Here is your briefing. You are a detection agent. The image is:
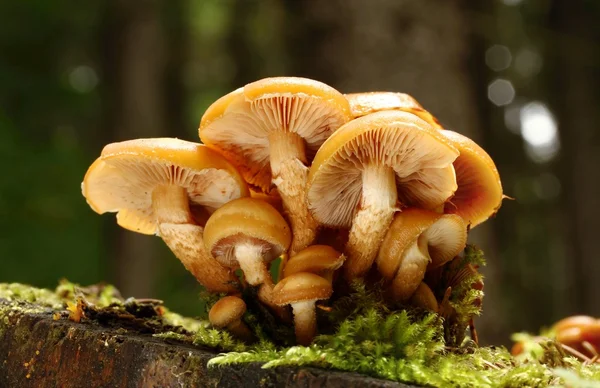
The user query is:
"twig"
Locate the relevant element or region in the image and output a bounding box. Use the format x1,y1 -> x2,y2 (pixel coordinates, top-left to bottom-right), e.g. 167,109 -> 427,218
560,343 -> 593,363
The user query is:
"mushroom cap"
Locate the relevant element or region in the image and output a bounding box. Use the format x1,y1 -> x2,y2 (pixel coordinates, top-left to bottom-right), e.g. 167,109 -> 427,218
282,245 -> 345,278
376,208 -> 467,280
553,315 -> 598,334
208,295 -> 247,328
307,110 -> 459,227
440,130 -> 503,228
199,77 -> 352,192
271,272 -> 333,305
82,138 -> 249,235
203,197 -> 291,267
345,92 -> 443,129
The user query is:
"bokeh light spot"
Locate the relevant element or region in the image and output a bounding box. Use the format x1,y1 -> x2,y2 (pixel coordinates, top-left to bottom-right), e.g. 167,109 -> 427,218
485,45 -> 512,71
488,79 -> 515,106
520,101 -> 560,163
515,48 -> 542,77
68,66 -> 98,94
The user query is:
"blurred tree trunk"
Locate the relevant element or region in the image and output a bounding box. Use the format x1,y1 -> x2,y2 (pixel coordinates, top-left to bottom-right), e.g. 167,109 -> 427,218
548,0 -> 600,316
99,0 -> 169,298
284,0 -> 503,344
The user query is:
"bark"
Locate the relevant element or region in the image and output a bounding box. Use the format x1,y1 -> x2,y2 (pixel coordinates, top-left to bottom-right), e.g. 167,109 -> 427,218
0,298 -> 413,388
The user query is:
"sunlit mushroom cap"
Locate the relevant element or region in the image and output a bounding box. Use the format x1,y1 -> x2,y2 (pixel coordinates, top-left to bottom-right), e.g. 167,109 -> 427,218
203,197 -> 291,267
345,92 -> 443,129
553,316 -> 598,334
271,272 -> 333,305
377,208 -> 467,280
82,138 -> 249,235
199,77 -> 352,192
440,130 -> 503,228
307,110 -> 459,227
208,296 -> 247,328
282,245 -> 345,279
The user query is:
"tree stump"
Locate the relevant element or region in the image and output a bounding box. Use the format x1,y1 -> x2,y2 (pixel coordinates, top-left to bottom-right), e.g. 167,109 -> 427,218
0,298 -> 414,388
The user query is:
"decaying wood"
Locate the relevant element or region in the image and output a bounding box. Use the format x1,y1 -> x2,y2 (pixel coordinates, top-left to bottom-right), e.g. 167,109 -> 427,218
0,298 -> 413,388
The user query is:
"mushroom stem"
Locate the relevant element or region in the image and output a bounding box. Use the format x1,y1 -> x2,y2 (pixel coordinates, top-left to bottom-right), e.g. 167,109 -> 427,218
391,236 -> 431,302
344,164 -> 397,280
290,300 -> 317,346
152,185 -> 239,293
235,243 -> 272,286
269,131 -> 318,255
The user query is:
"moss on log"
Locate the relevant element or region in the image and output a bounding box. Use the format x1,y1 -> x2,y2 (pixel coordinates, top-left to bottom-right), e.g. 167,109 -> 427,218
0,298 -> 411,388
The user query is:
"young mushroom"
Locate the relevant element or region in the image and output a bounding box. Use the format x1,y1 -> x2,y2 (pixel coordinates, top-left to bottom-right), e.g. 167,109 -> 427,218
82,138 -> 248,293
203,197 -> 290,286
282,245 -> 345,283
307,110 -> 459,280
203,197 -> 291,319
440,130 -> 504,228
272,272 -> 333,346
376,208 -> 467,302
199,77 -> 352,255
345,91 -> 443,128
553,315 -> 600,358
209,296 -> 253,342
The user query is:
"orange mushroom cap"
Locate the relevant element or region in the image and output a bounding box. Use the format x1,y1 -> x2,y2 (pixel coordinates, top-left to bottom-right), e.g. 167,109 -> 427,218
440,130 -> 503,228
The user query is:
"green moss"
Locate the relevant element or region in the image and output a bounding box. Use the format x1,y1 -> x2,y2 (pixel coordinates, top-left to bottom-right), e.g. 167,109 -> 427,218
2,259 -> 600,388
0,282 -> 63,309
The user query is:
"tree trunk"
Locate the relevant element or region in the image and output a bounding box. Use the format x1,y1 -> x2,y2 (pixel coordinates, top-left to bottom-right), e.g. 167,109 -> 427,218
99,0 -> 169,298
548,0 -> 600,316
0,298 -> 412,388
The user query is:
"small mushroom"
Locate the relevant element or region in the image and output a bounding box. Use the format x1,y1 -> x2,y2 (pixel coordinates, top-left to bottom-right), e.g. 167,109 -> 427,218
307,110 -> 459,280
203,197 -> 291,320
282,245 -> 345,283
440,130 -> 503,228
272,272 -> 333,346
200,77 -> 352,255
203,197 -> 291,287
209,296 -> 253,342
409,282 -> 439,312
553,315 -> 600,358
82,138 -> 248,293
345,91 -> 443,128
376,208 -> 467,302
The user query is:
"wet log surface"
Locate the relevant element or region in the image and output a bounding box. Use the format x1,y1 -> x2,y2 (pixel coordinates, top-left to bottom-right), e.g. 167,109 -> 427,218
0,298 -> 416,388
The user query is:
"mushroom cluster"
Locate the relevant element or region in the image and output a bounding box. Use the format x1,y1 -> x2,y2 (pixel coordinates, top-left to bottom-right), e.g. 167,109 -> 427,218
81,78 -> 503,346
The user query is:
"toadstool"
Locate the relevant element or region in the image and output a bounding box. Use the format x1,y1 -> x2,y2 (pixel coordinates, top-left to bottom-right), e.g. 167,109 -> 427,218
203,197 -> 291,287
282,245 -> 345,283
376,208 -> 467,302
203,197 -> 291,319
209,295 -> 253,342
272,272 -> 333,345
82,138 -> 248,293
440,130 -> 503,228
345,92 -> 443,129
199,77 -> 352,255
307,110 -> 459,280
